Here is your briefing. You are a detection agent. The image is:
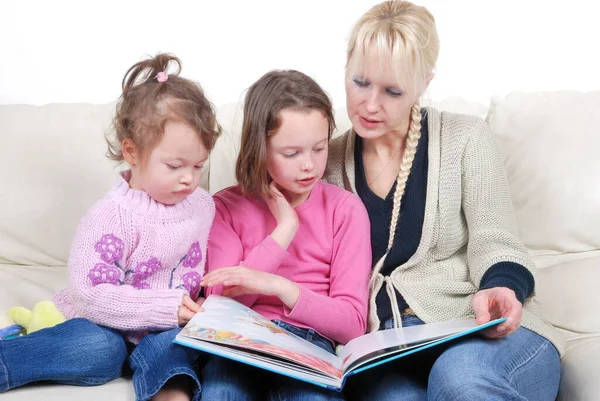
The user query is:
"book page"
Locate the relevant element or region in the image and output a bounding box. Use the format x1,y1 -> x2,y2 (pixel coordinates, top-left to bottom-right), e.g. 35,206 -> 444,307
338,317 -> 499,372
179,295 -> 343,378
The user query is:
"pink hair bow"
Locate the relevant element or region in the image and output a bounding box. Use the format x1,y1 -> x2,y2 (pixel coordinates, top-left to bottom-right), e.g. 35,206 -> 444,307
156,72 -> 168,83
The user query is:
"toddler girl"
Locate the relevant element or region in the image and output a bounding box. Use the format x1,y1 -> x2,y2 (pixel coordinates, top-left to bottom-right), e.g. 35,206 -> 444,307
0,53 -> 220,401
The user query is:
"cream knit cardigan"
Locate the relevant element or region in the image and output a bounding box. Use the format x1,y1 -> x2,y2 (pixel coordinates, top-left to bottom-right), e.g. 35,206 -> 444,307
324,108 -> 564,356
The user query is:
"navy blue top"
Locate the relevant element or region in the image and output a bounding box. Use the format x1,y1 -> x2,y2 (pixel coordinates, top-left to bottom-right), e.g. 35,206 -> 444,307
354,110 -> 534,324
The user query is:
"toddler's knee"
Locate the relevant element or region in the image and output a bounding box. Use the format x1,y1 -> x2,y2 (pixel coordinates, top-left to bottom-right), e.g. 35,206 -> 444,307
70,320 -> 127,380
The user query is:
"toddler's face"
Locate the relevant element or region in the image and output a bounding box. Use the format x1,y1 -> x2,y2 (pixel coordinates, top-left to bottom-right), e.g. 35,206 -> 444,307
131,122 -> 208,205
266,108 -> 329,207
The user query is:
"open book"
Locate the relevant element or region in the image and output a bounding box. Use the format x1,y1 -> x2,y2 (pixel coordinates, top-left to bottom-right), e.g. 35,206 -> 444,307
174,295 -> 506,390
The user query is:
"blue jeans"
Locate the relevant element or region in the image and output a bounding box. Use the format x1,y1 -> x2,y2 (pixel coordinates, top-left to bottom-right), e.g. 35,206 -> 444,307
344,315 -> 561,401
0,318 -> 203,401
200,320 -> 345,401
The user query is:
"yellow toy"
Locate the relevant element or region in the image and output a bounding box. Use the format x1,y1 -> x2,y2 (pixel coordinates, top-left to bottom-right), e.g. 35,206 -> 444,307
7,301 -> 66,335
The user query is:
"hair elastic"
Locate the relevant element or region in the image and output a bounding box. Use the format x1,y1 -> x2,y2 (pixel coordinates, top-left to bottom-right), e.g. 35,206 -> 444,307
156,72 -> 168,83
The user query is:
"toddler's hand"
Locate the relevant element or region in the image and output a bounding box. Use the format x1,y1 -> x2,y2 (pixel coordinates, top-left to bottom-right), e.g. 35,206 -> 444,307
177,294 -> 204,327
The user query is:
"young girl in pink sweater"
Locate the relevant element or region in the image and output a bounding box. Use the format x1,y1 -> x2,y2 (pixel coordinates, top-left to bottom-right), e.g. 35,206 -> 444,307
200,70 -> 372,400
0,54 -> 220,401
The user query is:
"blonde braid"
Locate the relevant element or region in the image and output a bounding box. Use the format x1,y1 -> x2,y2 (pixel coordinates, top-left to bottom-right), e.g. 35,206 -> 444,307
386,102 -> 422,251
369,102 -> 422,279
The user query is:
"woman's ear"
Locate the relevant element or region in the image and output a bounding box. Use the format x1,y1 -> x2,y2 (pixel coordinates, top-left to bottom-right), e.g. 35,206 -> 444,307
425,72 -> 435,90
122,139 -> 139,166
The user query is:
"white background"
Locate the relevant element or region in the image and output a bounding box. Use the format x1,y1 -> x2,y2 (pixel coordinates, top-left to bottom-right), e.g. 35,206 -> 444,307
2,0 -> 599,108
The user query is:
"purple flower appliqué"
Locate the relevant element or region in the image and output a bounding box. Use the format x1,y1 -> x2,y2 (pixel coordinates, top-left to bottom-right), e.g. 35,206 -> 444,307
94,234 -> 125,264
182,271 -> 201,296
132,281 -> 151,290
133,257 -> 162,282
89,263 -> 121,286
183,242 -> 202,268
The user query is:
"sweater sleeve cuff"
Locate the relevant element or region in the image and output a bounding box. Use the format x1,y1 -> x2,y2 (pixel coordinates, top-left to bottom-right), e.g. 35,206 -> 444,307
146,290 -> 186,329
284,285 -> 312,321
479,262 -> 535,304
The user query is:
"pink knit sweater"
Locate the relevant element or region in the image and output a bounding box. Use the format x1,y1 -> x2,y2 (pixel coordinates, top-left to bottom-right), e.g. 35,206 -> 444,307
206,182 -> 372,344
53,170 -> 214,343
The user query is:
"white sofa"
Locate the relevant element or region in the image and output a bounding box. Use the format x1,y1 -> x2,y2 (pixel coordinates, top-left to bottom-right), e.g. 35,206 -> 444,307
1,91 -> 599,400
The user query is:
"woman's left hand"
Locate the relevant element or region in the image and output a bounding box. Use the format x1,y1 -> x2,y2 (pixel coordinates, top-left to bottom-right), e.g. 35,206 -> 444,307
201,266 -> 300,309
472,287 -> 523,339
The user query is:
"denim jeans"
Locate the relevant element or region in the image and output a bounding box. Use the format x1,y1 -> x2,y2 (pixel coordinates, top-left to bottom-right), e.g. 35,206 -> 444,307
344,314 -> 561,401
0,318 -> 203,401
200,320 -> 345,401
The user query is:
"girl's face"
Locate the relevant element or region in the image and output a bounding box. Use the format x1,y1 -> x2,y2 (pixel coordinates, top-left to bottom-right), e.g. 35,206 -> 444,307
345,53 -> 418,141
266,109 -> 329,206
126,121 -> 208,205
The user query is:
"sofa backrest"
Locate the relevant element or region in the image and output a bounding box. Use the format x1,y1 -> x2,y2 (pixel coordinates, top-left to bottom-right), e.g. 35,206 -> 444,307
2,92 -> 597,275
487,91 -> 600,334
487,91 -> 600,265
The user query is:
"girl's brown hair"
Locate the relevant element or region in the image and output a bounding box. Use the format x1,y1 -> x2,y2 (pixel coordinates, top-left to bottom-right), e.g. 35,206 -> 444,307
236,70 -> 335,197
107,53 -> 221,162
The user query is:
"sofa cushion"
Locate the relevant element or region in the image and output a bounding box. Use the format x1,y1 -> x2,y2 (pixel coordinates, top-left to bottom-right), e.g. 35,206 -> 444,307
0,378 -> 134,401
0,104 -> 115,265
0,265 -> 67,310
535,256 -> 600,334
487,91 -> 600,257
558,336 -> 600,401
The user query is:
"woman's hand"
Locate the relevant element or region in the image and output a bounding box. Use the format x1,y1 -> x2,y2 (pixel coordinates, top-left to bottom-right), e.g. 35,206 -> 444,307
472,287 -> 523,339
202,266 -> 300,309
177,294 -> 204,327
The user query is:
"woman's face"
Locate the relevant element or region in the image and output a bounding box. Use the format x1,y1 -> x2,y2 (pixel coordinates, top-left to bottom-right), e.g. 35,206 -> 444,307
345,53 -> 418,140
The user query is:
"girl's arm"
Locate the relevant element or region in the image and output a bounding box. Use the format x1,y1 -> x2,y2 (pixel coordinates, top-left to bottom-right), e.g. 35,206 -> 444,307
67,201 -> 186,332
282,194 -> 372,344
205,195 -> 290,306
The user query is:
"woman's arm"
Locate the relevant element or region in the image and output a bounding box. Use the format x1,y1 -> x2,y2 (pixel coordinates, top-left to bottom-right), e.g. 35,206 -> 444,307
461,118 -> 535,337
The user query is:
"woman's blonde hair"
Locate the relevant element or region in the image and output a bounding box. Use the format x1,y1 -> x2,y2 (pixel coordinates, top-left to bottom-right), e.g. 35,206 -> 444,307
347,1 -> 440,287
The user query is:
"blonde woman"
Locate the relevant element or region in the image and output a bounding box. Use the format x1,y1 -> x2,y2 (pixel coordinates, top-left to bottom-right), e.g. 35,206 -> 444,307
324,1 -> 563,400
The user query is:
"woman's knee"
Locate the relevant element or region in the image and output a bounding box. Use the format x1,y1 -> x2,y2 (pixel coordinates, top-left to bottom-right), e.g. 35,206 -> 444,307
428,330 -> 561,401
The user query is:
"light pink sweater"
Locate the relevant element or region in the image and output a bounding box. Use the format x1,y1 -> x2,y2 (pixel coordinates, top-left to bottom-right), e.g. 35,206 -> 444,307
206,181 -> 372,344
54,171 -> 214,343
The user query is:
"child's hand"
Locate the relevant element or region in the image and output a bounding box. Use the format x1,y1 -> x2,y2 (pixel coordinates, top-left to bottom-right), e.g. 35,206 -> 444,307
265,181 -> 298,249
202,267 -> 300,310
195,297 -> 206,308
265,181 -> 298,229
178,294 -> 204,327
